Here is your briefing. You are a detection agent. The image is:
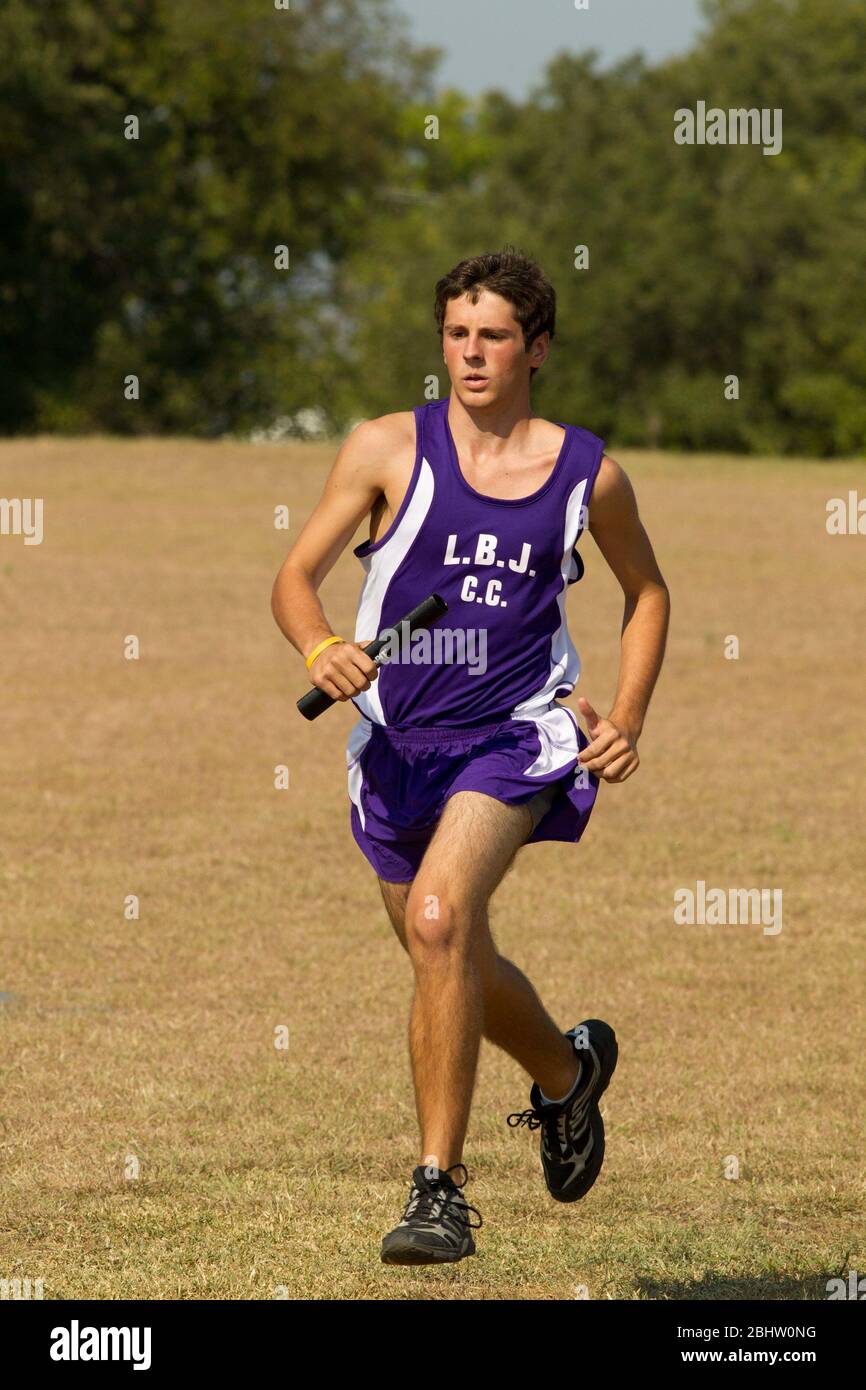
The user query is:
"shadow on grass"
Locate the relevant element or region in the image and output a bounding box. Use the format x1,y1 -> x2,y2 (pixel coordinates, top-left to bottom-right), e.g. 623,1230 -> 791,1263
636,1271 -> 832,1300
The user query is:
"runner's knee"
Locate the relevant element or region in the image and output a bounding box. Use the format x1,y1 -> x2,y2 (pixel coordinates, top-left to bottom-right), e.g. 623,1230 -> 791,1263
405,887 -> 467,954
405,882 -> 492,960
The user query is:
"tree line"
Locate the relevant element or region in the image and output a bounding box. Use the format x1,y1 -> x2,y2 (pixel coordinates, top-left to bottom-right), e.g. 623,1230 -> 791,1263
0,0 -> 863,455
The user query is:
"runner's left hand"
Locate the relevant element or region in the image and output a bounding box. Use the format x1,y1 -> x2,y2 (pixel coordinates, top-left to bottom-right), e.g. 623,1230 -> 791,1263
576,696 -> 640,783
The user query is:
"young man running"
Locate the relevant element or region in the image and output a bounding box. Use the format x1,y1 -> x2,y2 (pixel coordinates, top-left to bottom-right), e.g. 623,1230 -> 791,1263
271,248 -> 670,1266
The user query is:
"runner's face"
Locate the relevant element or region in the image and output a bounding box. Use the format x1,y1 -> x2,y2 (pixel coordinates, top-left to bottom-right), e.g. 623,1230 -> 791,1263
442,290 -> 544,402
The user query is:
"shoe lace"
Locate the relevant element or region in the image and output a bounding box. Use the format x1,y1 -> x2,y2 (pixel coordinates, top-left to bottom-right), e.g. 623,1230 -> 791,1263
404,1162 -> 484,1230
507,1103 -> 572,1156
507,1106 -> 544,1131
507,1056 -> 593,1153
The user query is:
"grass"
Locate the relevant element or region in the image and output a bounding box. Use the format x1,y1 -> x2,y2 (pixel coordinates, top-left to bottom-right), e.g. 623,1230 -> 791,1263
1,436 -> 864,1299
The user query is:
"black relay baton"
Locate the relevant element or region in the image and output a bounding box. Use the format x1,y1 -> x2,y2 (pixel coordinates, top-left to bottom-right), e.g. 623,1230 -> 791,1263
296,593 -> 448,721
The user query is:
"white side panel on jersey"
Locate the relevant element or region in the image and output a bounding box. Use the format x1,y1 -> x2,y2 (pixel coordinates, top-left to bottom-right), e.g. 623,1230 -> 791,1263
351,457 -> 435,726
511,478 -> 589,720
346,714 -> 374,830
514,704 -> 582,778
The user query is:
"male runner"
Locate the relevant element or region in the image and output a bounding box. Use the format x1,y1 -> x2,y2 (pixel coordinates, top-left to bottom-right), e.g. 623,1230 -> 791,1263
271,248 -> 670,1266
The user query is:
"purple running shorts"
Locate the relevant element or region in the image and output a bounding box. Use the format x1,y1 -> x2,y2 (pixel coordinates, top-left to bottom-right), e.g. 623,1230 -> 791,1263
346,703 -> 599,883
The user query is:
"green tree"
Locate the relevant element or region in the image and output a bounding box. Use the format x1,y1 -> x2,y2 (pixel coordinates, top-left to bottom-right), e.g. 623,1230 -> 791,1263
337,0 -> 866,456
0,0 -> 431,433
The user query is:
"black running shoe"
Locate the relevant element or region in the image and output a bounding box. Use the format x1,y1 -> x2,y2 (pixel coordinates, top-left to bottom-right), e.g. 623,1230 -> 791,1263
507,1019 -> 618,1203
380,1162 -> 483,1265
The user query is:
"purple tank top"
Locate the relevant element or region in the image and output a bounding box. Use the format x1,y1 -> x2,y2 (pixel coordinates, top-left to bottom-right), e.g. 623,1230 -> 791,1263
351,396 -> 605,729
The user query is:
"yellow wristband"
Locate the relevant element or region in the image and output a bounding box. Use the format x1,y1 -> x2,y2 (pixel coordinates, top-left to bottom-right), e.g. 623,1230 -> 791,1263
305,635 -> 345,671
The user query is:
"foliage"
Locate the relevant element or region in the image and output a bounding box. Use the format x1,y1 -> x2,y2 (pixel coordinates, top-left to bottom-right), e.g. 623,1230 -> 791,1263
1,0 -> 863,453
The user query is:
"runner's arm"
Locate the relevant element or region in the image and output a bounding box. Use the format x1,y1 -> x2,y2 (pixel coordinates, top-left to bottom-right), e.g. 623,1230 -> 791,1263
270,419 -> 394,701
586,454 -> 670,743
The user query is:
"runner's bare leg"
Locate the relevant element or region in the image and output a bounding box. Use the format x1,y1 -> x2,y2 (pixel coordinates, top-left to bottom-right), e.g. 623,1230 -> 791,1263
390,790 -> 579,1171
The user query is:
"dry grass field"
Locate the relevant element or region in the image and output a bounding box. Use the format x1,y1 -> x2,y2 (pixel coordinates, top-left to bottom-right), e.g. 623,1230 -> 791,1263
1,435 -> 864,1300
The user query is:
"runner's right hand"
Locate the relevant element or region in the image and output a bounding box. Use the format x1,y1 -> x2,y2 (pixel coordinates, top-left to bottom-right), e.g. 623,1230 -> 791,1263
308,639 -> 379,702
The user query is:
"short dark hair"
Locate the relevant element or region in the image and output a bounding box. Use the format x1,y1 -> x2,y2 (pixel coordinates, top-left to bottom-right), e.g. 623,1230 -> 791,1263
433,246 -> 556,379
